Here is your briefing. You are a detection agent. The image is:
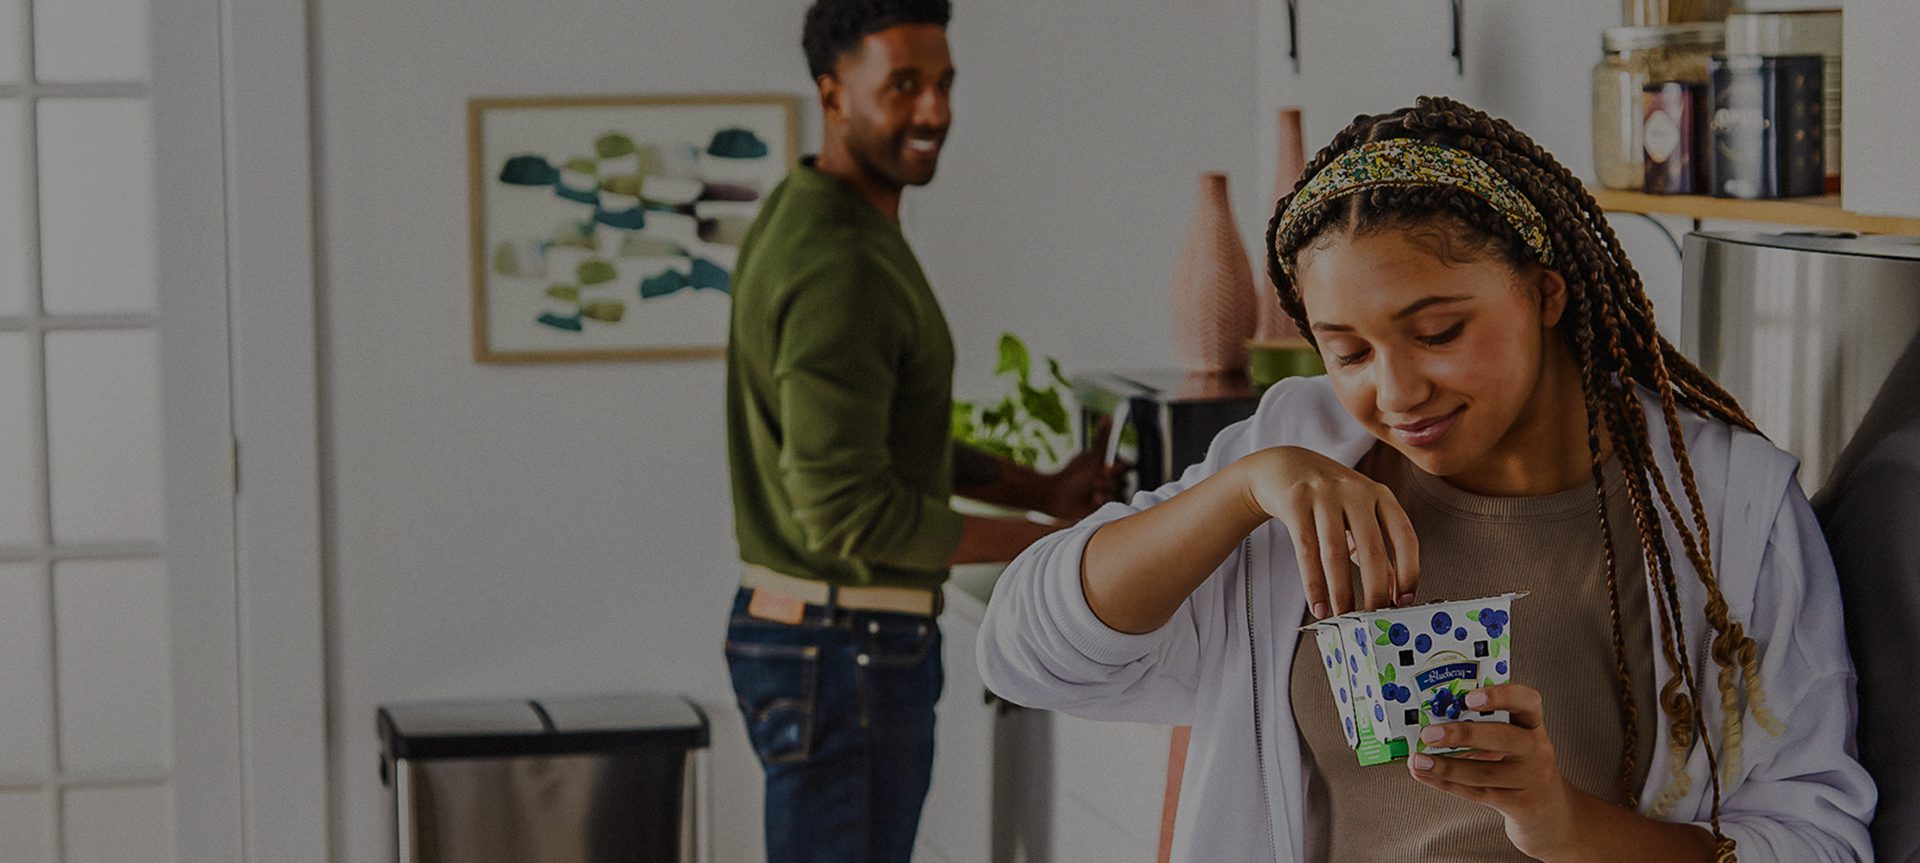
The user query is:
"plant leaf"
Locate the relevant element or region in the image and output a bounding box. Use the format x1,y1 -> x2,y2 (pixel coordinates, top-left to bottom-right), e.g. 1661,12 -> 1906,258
1022,386 -> 1069,435
951,402 -> 976,440
1048,356 -> 1072,390
995,332 -> 1031,382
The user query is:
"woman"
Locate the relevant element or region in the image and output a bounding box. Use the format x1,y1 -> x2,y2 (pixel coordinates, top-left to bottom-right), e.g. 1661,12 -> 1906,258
977,97 -> 1873,862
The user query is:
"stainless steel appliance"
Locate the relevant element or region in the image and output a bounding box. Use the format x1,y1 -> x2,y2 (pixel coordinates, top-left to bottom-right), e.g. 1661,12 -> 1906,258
1682,230 -> 1920,491
378,693 -> 710,863
1072,371 -> 1262,494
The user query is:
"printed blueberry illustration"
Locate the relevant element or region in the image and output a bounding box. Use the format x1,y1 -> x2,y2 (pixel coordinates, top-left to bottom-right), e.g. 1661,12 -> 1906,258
1415,634 -> 1432,653
1431,611 -> 1451,634
1389,623 -> 1409,646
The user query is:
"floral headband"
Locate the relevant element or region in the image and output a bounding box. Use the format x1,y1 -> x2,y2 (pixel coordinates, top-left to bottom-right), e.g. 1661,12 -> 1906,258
1275,139 -> 1554,279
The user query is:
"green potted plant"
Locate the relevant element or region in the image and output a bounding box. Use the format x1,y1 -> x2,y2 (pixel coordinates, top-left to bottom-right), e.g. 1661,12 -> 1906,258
952,333 -> 1076,469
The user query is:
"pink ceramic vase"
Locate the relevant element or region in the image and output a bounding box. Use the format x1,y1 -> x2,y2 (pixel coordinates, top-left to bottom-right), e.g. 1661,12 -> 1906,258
1255,108 -> 1307,341
1171,172 -> 1256,378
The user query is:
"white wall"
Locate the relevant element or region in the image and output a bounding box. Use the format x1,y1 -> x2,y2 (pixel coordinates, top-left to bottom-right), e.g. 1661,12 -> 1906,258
1254,0 -> 1692,335
312,2 -> 1256,862
913,0 -> 1259,396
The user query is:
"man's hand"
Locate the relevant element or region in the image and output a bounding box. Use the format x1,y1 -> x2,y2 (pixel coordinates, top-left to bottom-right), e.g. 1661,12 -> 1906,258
1041,419 -> 1128,521
1043,449 -> 1126,521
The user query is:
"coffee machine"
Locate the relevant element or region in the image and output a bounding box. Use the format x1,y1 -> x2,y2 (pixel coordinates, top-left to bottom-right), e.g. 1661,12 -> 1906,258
1072,371 -> 1263,495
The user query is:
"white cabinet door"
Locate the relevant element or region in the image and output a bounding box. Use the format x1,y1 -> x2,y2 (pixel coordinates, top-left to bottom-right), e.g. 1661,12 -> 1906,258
916,590 -> 998,863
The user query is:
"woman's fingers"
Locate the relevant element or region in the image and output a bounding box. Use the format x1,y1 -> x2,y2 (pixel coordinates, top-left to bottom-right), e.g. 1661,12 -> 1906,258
1420,718 -> 1537,758
1345,501 -> 1396,610
1464,684 -> 1545,730
1314,499 -> 1353,614
1287,496 -> 1331,619
1377,493 -> 1421,604
1410,753 -> 1529,789
1254,447 -> 1421,620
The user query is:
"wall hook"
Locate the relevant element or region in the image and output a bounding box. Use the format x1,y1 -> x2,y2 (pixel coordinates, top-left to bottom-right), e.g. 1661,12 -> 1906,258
1287,0 -> 1301,74
1449,0 -> 1465,75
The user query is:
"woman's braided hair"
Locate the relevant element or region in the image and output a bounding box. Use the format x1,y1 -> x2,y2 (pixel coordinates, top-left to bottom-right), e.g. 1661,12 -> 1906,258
1266,97 -> 1778,861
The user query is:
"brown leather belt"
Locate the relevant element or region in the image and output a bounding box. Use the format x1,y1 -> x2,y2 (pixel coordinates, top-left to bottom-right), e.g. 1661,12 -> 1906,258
741,564 -> 942,618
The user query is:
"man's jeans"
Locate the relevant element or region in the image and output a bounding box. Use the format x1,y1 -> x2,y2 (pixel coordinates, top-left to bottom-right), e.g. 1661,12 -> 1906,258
724,588 -> 944,863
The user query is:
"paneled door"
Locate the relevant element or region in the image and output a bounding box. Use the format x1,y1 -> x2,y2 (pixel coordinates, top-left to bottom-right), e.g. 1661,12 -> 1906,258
1,0 -> 180,860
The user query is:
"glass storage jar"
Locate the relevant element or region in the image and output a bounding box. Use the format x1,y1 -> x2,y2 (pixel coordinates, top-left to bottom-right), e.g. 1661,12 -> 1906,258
1592,23 -> 1723,191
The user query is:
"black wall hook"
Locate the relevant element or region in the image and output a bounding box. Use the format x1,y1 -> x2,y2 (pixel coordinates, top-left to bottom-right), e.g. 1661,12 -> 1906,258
1449,0 -> 1465,75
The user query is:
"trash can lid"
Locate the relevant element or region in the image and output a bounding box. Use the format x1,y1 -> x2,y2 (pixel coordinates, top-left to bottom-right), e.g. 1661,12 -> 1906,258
379,693 -> 709,761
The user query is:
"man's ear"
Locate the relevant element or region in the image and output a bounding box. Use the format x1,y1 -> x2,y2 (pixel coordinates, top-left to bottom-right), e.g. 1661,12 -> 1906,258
817,73 -> 843,124
1535,267 -> 1569,328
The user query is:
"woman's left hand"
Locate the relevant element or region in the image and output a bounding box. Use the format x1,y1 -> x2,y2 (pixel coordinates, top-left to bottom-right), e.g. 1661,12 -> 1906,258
1407,683 -> 1581,859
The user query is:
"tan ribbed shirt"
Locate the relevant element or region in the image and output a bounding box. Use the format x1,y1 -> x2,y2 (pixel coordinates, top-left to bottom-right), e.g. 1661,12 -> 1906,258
1289,445 -> 1656,861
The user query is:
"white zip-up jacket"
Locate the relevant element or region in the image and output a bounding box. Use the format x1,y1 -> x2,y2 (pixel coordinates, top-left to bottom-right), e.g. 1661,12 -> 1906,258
978,376 -> 1876,862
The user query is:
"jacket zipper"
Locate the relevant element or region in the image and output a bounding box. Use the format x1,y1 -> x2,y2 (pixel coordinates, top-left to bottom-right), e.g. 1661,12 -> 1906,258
1244,534 -> 1283,863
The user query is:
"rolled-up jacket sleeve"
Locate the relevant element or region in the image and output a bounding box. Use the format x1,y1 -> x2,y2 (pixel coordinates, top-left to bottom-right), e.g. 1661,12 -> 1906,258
772,264 -> 962,571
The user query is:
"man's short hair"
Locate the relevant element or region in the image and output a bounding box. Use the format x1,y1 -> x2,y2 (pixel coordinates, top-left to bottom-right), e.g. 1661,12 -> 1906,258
802,0 -> 952,80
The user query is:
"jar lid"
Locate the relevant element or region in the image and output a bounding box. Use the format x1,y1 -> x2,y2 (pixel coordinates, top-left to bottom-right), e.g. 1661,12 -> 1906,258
1603,23 -> 1726,53
1725,11 -> 1841,58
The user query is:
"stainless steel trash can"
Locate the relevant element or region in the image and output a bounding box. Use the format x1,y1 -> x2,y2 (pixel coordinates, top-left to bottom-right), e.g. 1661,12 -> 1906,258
378,693 -> 710,863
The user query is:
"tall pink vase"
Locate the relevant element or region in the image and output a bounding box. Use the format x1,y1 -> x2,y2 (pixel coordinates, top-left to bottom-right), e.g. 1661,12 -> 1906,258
1171,172 -> 1256,378
1255,108 -> 1308,341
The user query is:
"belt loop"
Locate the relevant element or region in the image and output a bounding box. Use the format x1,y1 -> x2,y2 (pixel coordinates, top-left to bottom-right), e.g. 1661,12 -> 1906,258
824,583 -> 841,618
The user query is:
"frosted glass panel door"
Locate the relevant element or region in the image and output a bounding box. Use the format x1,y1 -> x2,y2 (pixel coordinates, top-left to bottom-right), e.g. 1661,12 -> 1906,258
0,2 -> 174,862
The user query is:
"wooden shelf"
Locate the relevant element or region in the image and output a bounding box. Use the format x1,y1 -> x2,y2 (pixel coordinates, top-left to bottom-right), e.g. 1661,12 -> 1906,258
1590,189 -> 1920,236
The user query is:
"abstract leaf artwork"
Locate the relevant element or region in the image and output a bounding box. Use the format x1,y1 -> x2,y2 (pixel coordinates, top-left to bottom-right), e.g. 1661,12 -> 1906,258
469,95 -> 798,362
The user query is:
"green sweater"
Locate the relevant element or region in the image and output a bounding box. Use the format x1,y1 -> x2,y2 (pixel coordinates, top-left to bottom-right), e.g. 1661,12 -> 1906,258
726,160 -> 962,589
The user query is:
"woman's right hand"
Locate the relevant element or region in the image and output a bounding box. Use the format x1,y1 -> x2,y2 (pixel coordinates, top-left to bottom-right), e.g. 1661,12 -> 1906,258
1236,446 -> 1420,619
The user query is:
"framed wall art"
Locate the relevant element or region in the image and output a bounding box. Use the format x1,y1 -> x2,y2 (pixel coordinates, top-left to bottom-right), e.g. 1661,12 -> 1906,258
469,93 -> 799,363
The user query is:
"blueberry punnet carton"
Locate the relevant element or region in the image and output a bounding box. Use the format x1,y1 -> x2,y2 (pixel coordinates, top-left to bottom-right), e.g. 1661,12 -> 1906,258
1302,592 -> 1527,765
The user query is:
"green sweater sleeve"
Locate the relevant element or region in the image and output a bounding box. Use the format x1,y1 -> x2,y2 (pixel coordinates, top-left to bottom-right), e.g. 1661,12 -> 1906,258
771,262 -> 964,571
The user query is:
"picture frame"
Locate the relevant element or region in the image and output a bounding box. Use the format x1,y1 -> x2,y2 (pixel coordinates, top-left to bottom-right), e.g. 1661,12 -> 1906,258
468,93 -> 800,363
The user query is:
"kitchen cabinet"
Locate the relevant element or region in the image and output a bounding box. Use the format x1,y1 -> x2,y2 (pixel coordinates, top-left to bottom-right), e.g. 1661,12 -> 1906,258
916,566 -> 1002,863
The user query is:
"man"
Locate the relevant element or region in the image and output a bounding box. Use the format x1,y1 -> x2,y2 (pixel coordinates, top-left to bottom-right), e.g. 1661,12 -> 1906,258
723,2 -> 1122,861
